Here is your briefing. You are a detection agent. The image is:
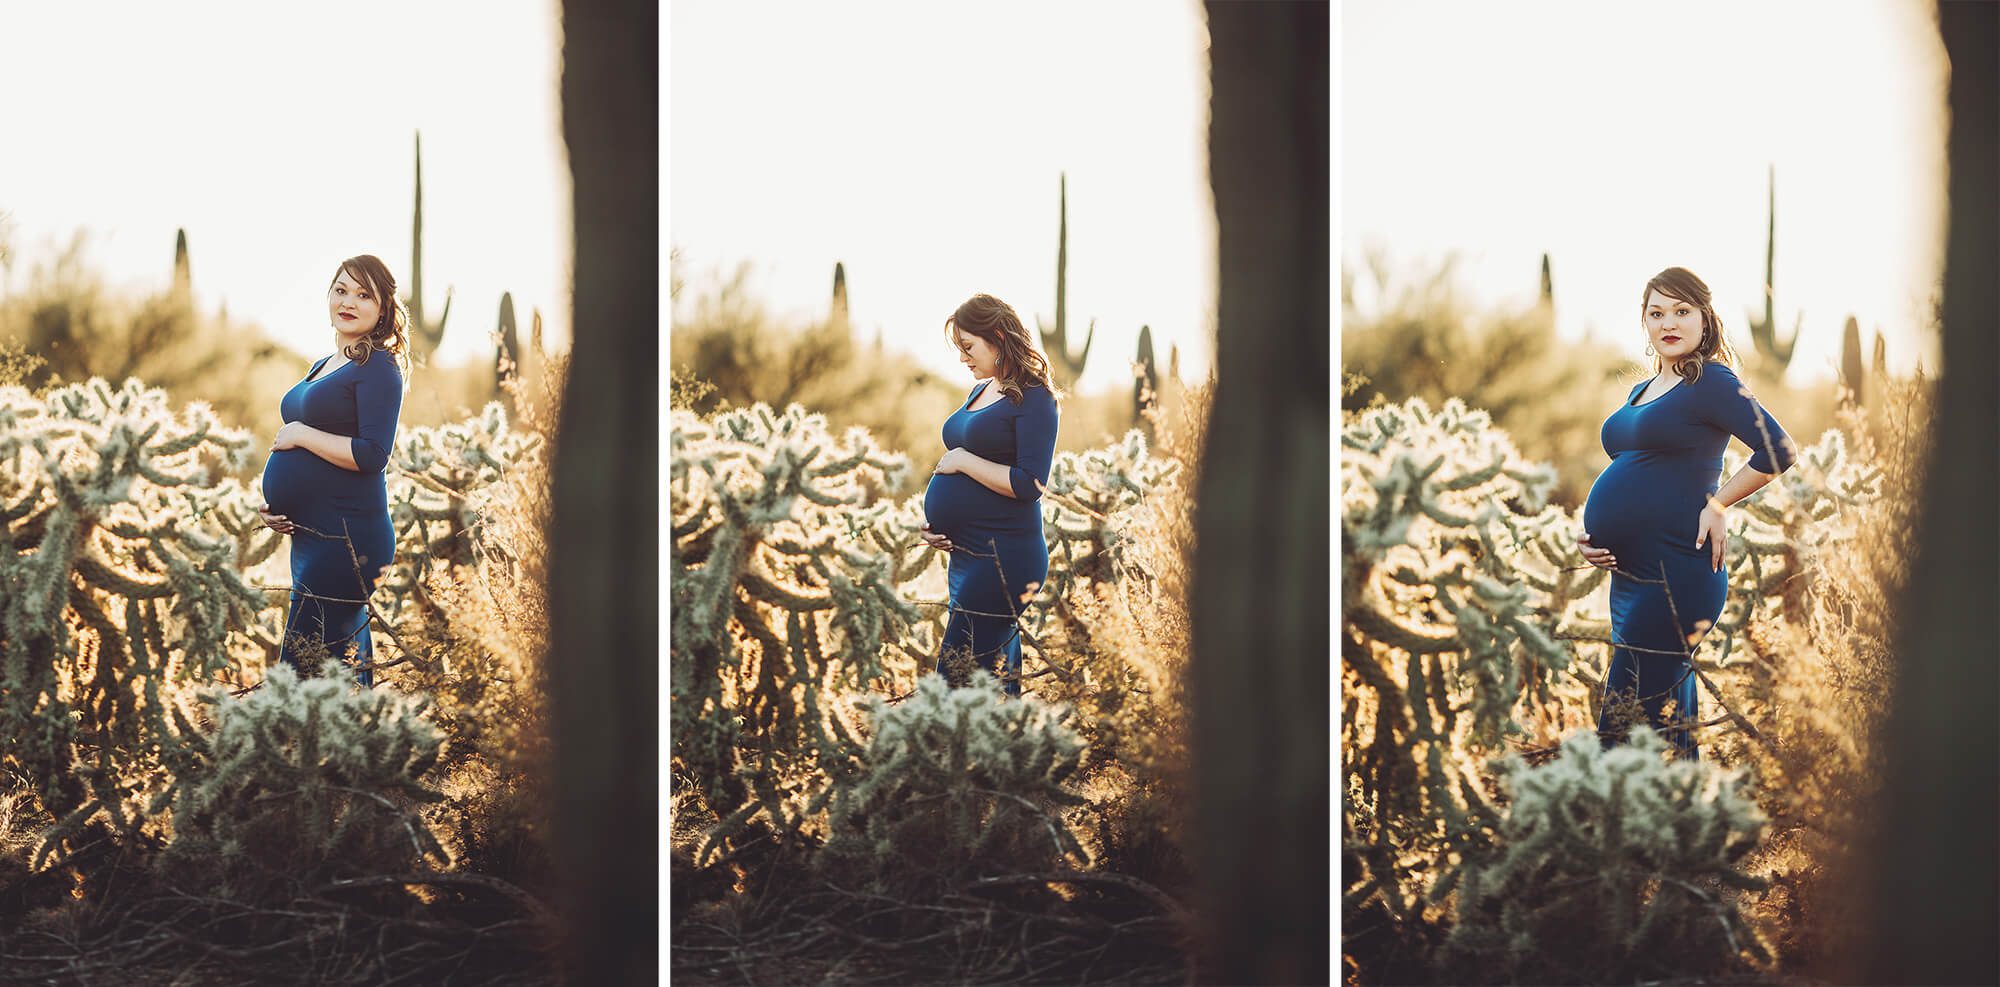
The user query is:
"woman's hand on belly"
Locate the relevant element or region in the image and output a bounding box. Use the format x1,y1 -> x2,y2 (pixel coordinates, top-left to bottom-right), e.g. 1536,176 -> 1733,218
257,504 -> 295,535
920,522 -> 953,553
1577,532 -> 1617,570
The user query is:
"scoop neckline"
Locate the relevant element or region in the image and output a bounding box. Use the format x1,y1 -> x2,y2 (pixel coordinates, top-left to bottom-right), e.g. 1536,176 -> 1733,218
1629,375 -> 1683,407
305,354 -> 351,384
963,380 -> 1006,413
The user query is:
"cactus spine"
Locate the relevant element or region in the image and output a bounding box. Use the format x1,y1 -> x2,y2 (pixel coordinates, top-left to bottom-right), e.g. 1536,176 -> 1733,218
1037,173 -> 1094,389
1746,165 -> 1801,372
407,131 -> 453,363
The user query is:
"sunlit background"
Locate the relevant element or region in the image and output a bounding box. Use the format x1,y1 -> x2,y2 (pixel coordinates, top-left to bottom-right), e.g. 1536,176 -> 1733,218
1342,0 -> 1947,384
0,0 -> 572,371
669,0 -> 1216,395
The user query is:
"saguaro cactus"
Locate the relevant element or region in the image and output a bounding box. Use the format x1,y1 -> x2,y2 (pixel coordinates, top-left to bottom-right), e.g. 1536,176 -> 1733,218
830,261 -> 849,332
494,291 -> 520,393
1745,165 -> 1802,373
1840,314 -> 1863,406
1133,324 -> 1158,433
407,131 -> 454,363
172,228 -> 192,306
1037,173 -> 1094,389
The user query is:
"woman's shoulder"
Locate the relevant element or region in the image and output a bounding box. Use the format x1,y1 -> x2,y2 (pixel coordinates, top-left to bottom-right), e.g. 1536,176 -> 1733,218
357,350 -> 405,378
1691,360 -> 1747,393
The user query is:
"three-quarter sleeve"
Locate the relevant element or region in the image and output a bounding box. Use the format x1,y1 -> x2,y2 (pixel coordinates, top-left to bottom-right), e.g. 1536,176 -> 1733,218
1008,387 -> 1059,501
1698,365 -> 1796,474
349,357 -> 404,474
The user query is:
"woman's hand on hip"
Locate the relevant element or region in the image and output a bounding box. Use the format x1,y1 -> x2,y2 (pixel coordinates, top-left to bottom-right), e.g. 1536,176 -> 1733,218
1577,532 -> 1616,571
1695,501 -> 1728,572
270,421 -> 309,452
920,522 -> 952,552
258,504 -> 295,535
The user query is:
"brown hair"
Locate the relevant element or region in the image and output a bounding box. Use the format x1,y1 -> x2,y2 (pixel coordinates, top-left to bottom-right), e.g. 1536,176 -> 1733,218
943,293 -> 1057,404
329,254 -> 411,377
1640,266 -> 1737,383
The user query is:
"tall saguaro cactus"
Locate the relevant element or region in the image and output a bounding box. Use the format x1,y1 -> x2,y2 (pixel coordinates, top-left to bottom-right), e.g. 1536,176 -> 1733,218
1746,165 -> 1801,373
494,291 -> 520,393
407,131 -> 453,364
1839,315 -> 1864,406
830,261 -> 849,332
1133,324 -> 1158,435
172,228 -> 192,306
1037,173 -> 1094,389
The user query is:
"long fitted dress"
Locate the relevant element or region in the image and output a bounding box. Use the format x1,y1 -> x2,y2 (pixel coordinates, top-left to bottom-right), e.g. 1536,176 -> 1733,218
1582,362 -> 1794,759
260,352 -> 404,687
921,380 -> 1058,697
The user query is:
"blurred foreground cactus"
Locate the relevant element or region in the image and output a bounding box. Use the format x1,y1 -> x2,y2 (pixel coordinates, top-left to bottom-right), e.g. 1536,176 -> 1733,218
820,672 -> 1089,895
155,663 -> 448,903
1442,728 -> 1771,982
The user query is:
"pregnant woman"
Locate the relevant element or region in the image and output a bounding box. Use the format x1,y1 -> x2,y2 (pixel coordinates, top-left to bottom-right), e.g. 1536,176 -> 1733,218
1578,267 -> 1796,760
918,294 -> 1059,698
255,255 -> 408,687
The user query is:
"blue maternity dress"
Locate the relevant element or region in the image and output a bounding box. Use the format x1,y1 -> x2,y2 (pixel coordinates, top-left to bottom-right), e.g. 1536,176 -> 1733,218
260,351 -> 403,687
1582,362 -> 1794,759
922,380 -> 1058,697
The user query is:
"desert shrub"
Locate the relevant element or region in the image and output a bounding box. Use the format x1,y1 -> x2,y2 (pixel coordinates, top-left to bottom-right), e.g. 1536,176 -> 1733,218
1715,372 -> 1931,966
397,361 -> 562,887
819,673 -> 1089,897
155,663 -> 447,904
1442,729 -> 1771,984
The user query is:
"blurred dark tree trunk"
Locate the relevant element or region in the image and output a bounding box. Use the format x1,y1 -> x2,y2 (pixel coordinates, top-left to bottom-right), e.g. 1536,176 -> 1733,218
552,0 -> 657,985
1853,3 -> 1998,983
1191,2 -> 1330,984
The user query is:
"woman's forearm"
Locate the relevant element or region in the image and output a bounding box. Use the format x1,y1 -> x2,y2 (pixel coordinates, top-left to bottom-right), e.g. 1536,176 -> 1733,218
293,424 -> 361,471
954,450 -> 1019,498
1709,464 -> 1776,510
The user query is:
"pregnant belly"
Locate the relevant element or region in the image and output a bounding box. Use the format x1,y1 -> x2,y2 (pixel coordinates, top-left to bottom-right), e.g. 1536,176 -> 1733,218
261,449 -> 384,518
1582,460 -> 1704,557
260,449 -> 321,515
923,472 -> 1024,538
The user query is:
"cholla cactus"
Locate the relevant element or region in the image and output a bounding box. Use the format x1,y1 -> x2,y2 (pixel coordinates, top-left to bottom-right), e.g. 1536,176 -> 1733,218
155,663 -> 447,902
0,378 -> 265,849
1034,428 -> 1181,612
820,672 -> 1088,895
1442,729 -> 1771,982
1708,428 -> 1881,647
670,403 -> 922,836
379,402 -> 544,623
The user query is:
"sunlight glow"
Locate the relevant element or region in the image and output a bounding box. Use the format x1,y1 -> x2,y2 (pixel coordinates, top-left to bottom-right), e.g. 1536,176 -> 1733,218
1342,0 -> 1948,384
0,0 -> 572,369
669,0 -> 1217,395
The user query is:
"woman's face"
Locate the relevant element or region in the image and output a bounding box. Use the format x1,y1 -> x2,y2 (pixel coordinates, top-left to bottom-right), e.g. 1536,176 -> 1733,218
329,269 -> 383,341
955,326 -> 1001,380
1643,289 -> 1704,363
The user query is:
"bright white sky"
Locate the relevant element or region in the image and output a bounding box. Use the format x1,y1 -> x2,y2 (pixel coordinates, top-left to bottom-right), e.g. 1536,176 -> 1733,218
1341,0 -> 1948,385
668,0 -> 1216,396
0,0 -> 571,370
